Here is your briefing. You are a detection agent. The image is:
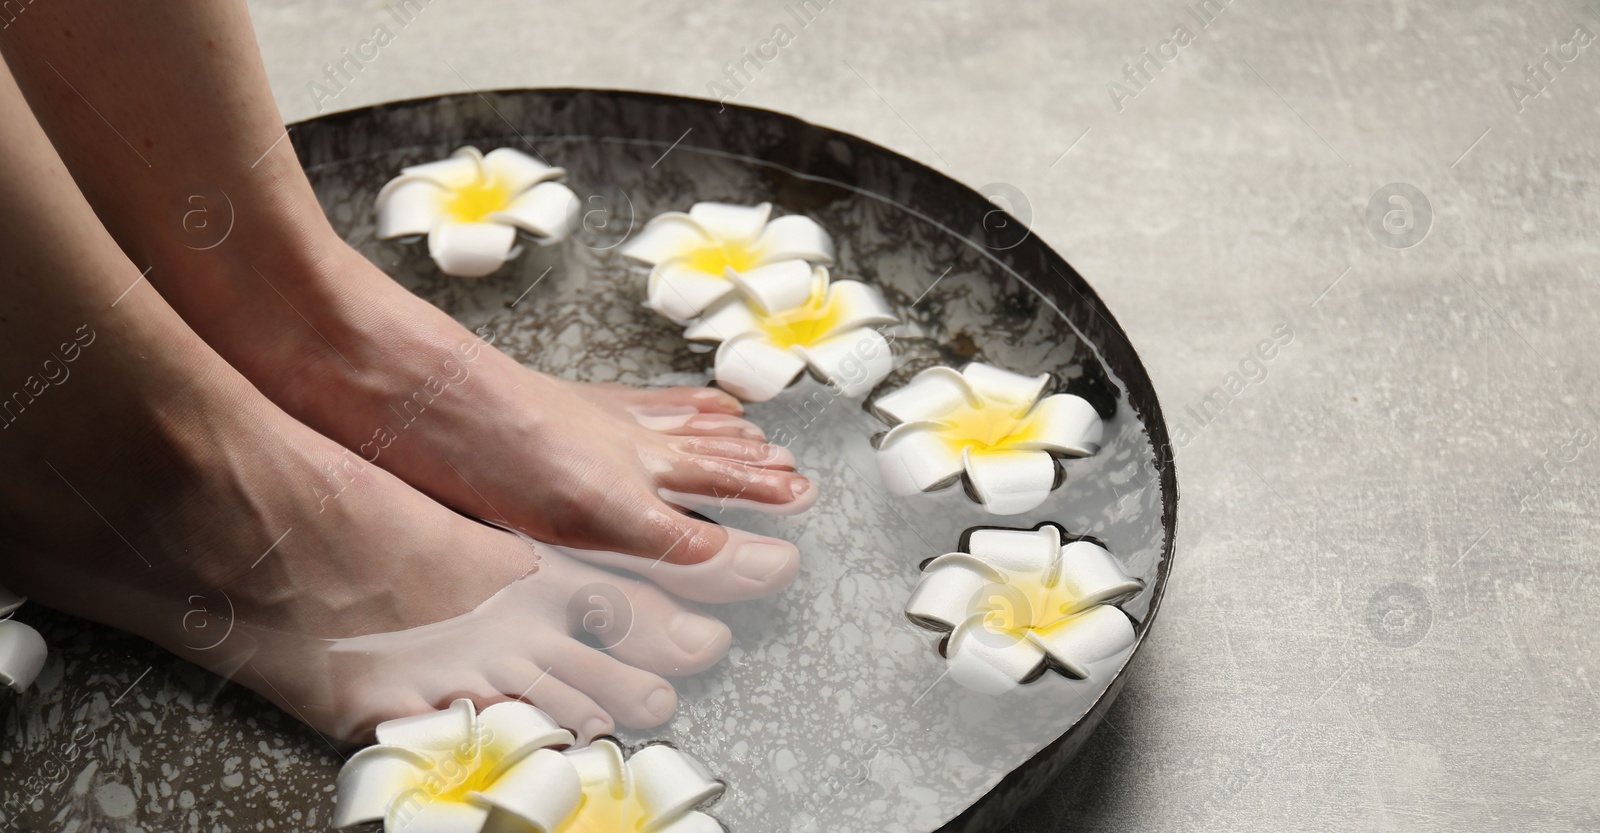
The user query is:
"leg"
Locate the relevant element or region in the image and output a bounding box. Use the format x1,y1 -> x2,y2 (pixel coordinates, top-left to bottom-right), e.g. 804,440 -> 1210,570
0,1 -> 816,584
0,57 -> 727,742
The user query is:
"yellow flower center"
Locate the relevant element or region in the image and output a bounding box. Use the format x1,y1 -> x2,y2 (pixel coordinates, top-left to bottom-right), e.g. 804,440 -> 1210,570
559,782 -> 650,833
684,241 -> 761,276
443,178 -> 513,223
935,400 -> 1041,455
429,745 -> 505,805
758,286 -> 847,349
974,576 -> 1079,638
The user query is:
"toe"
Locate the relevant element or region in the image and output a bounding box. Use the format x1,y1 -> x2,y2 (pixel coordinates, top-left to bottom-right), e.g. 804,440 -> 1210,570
670,436 -> 796,469
587,580 -> 731,677
555,524 -> 801,604
586,381 -> 744,417
324,687 -> 435,744
488,660 -> 612,744
617,384 -> 744,416
662,386 -> 743,415
658,413 -> 767,440
580,493 -> 732,566
623,408 -> 765,440
550,638 -> 680,729
685,387 -> 744,414
658,457 -> 816,515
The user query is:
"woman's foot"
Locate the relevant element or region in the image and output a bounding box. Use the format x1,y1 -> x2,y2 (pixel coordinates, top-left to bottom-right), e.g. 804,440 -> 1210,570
0,0 -> 812,591
0,60 -> 731,746
148,235 -> 815,593
0,279 -> 730,744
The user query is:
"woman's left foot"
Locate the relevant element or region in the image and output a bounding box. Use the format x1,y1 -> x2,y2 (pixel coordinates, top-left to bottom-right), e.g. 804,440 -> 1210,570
151,235 -> 813,592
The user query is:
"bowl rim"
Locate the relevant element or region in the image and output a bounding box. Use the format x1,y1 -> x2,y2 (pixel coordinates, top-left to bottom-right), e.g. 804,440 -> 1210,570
289,86 -> 1179,833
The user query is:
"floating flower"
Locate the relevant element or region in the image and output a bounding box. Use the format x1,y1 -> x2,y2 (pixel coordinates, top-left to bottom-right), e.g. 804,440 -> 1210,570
905,524 -> 1142,695
334,698 -> 725,833
683,264 -> 897,402
622,201 -> 834,324
376,146 -> 578,278
0,585 -> 46,693
873,362 -> 1103,515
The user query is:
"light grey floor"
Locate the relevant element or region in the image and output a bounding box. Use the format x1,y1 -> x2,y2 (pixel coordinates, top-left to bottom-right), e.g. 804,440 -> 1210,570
247,1 -> 1600,829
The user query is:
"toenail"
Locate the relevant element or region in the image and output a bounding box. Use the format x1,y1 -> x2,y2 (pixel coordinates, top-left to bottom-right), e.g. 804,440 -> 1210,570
789,476 -> 814,500
646,687 -> 676,720
581,717 -> 611,742
734,542 -> 792,581
694,389 -> 741,413
669,613 -> 722,654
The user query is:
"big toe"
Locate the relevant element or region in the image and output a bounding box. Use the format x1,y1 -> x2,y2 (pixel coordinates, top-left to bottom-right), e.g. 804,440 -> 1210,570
620,384 -> 745,416
557,522 -> 801,604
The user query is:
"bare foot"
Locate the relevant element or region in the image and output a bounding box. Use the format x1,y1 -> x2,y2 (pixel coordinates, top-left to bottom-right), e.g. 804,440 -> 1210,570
0,0 -> 808,596
150,238 -> 815,600
0,283 -> 729,744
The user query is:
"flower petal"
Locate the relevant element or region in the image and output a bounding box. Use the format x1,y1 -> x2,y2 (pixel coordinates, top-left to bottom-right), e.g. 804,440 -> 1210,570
1027,605 -> 1135,679
484,182 -> 578,243
1054,541 -> 1144,615
688,202 -> 771,246
481,147 -> 566,193
1017,394 -> 1103,456
962,448 -> 1057,515
906,554 -> 998,631
629,744 -> 724,831
399,147 -> 485,190
753,213 -> 834,266
0,620 -> 47,692
873,366 -> 974,425
385,799 -> 491,833
683,296 -> 763,344
427,221 -> 519,278
799,326 -> 892,397
945,620 -> 1047,695
332,744 -> 432,828
713,333 -> 806,403
476,701 -> 575,782
965,525 -> 1061,576
650,810 -> 726,833
876,421 -> 965,494
961,362 -> 1049,408
375,697 -> 477,752
0,583 -> 24,616
724,260 -> 816,315
622,213 -> 713,265
566,739 -> 629,793
469,748 -> 581,832
817,280 -> 897,335
376,178 -> 448,239
648,260 -> 736,323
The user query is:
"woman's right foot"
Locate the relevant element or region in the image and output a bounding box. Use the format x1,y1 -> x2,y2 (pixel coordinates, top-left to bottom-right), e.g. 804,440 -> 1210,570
0,60 -> 740,744
0,266 -> 731,744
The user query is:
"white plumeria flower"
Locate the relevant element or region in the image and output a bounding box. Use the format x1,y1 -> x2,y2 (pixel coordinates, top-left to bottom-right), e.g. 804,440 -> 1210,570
683,264 -> 898,402
334,699 -> 725,833
376,146 -> 578,278
621,201 -> 835,324
873,362 -> 1104,515
905,525 -> 1142,695
0,584 -> 46,693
